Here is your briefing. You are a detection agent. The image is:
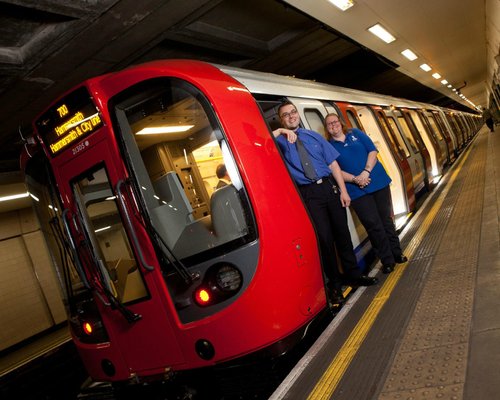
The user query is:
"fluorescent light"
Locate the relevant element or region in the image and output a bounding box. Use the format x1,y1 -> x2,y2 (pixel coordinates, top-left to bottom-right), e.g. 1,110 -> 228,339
440,79 -> 448,85
432,73 -> 441,79
0,192 -> 29,202
95,226 -> 111,233
447,84 -> 452,88
401,49 -> 418,61
368,23 -> 396,43
328,0 -> 354,11
136,125 -> 194,135
419,63 -> 432,72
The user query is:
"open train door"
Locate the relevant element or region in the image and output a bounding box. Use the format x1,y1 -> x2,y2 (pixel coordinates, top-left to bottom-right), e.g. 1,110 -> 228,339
335,102 -> 415,221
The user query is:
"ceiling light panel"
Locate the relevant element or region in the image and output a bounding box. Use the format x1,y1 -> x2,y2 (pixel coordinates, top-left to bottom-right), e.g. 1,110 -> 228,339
368,23 -> 396,43
401,49 -> 418,61
328,0 -> 354,11
419,63 -> 432,72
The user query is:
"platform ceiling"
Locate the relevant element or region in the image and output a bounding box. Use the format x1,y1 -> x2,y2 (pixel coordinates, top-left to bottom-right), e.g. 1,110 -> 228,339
0,0 -> 498,178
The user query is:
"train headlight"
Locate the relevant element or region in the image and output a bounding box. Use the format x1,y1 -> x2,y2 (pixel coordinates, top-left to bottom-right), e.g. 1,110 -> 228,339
215,265 -> 242,292
193,263 -> 243,307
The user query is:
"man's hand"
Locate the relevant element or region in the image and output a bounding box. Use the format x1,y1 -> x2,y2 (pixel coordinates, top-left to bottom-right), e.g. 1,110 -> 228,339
272,128 -> 297,143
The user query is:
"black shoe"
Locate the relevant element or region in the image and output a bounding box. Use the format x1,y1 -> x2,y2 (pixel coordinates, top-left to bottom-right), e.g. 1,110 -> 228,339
394,254 -> 408,264
329,288 -> 345,305
382,264 -> 395,274
348,275 -> 379,286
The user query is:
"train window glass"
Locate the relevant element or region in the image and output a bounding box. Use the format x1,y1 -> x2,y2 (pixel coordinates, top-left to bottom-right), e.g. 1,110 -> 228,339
304,108 -> 327,138
376,114 -> 403,160
427,115 -> 444,140
346,110 -> 361,129
72,166 -> 148,304
24,151 -> 84,311
397,116 -> 419,153
387,117 -> 410,157
112,78 -> 254,263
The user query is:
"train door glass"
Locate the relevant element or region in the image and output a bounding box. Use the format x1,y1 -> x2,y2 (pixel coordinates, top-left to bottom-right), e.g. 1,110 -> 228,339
396,117 -> 419,154
72,165 -> 148,304
304,108 -> 326,136
376,115 -> 404,161
427,115 -> 444,141
346,110 -> 361,129
386,117 -> 410,157
111,78 -> 253,263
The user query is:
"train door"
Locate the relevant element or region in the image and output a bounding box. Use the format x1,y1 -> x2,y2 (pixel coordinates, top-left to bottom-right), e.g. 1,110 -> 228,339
444,112 -> 464,149
422,110 -> 450,165
383,108 -> 426,195
435,110 -> 459,157
336,102 -> 413,221
287,98 -> 367,247
55,137 -> 187,376
404,109 -> 444,183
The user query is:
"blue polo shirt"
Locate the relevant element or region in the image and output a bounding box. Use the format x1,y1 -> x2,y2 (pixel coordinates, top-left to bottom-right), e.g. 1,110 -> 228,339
328,128 -> 391,200
276,128 -> 340,185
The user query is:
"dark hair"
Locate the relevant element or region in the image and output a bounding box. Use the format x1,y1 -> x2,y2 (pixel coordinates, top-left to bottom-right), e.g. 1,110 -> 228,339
216,163 -> 227,179
277,99 -> 295,117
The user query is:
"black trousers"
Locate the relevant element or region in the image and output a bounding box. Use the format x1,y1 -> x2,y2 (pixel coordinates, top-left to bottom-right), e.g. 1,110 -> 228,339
350,185 -> 402,265
486,118 -> 494,132
299,179 -> 361,290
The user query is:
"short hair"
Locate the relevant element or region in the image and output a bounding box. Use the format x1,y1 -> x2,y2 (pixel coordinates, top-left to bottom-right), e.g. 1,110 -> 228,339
216,164 -> 227,179
277,100 -> 296,117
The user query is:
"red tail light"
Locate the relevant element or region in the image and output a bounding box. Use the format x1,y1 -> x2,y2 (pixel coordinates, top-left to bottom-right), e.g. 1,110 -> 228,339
195,288 -> 212,306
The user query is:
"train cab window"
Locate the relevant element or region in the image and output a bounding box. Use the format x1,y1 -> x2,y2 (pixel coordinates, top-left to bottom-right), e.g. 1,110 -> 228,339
72,166 -> 148,304
304,108 -> 327,136
111,78 -> 254,264
397,116 -> 420,154
387,117 -> 411,157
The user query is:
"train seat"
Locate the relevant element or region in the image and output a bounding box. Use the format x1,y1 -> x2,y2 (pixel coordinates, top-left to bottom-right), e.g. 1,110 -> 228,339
210,184 -> 248,242
151,172 -> 196,247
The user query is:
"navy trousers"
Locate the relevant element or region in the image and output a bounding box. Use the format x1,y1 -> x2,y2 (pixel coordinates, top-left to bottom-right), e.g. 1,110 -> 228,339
351,185 -> 402,265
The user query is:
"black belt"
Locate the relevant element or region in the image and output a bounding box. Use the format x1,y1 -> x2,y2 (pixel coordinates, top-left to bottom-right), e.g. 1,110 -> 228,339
301,176 -> 331,186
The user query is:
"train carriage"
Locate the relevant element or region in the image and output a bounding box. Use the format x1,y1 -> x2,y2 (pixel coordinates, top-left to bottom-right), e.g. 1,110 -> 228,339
20,59 -> 479,385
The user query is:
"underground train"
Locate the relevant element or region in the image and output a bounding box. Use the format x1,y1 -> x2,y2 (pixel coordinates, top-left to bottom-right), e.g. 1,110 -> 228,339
20,60 -> 481,385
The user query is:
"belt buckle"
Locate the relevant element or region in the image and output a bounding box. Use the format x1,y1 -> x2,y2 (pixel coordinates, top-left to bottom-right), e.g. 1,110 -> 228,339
316,178 -> 323,184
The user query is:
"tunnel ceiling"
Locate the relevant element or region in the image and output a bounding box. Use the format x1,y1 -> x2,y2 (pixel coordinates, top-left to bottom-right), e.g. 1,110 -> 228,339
0,0 -> 478,175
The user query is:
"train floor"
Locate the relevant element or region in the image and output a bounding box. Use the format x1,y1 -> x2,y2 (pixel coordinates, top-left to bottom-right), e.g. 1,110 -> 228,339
1,125 -> 498,400
271,125 -> 500,400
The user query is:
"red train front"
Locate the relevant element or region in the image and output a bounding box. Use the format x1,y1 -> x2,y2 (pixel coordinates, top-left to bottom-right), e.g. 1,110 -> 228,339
21,60 -> 329,383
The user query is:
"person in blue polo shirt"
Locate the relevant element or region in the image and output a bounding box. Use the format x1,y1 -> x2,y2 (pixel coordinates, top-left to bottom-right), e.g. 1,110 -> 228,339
272,101 -> 378,304
324,113 -> 408,274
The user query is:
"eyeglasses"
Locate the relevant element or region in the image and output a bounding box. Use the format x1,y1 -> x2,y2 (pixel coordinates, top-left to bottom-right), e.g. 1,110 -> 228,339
280,109 -> 298,119
326,120 -> 341,126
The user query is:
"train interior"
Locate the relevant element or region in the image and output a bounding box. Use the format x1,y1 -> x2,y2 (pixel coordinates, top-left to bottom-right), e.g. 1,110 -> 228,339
111,79 -> 253,265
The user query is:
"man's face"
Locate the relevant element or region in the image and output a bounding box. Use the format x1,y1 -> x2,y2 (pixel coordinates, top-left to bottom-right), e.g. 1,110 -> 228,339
279,104 -> 300,130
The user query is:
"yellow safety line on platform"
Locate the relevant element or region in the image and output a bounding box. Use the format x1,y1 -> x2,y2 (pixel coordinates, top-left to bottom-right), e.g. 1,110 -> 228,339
307,146 -> 472,400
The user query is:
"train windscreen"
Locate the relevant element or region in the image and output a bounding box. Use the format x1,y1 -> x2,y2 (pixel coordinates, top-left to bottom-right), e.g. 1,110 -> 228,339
111,78 -> 255,265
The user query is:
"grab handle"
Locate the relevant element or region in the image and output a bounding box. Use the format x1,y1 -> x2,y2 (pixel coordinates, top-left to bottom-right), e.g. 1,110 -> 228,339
116,180 -> 154,271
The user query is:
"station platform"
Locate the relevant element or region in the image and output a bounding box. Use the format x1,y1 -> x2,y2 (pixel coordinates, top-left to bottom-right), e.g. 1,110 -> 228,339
271,126 -> 500,400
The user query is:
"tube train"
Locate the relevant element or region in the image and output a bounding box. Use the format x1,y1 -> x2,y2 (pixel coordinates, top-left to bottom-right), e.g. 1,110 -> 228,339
20,60 -> 481,384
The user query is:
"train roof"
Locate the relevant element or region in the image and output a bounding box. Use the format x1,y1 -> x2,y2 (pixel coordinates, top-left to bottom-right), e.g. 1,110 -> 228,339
216,64 -> 477,116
